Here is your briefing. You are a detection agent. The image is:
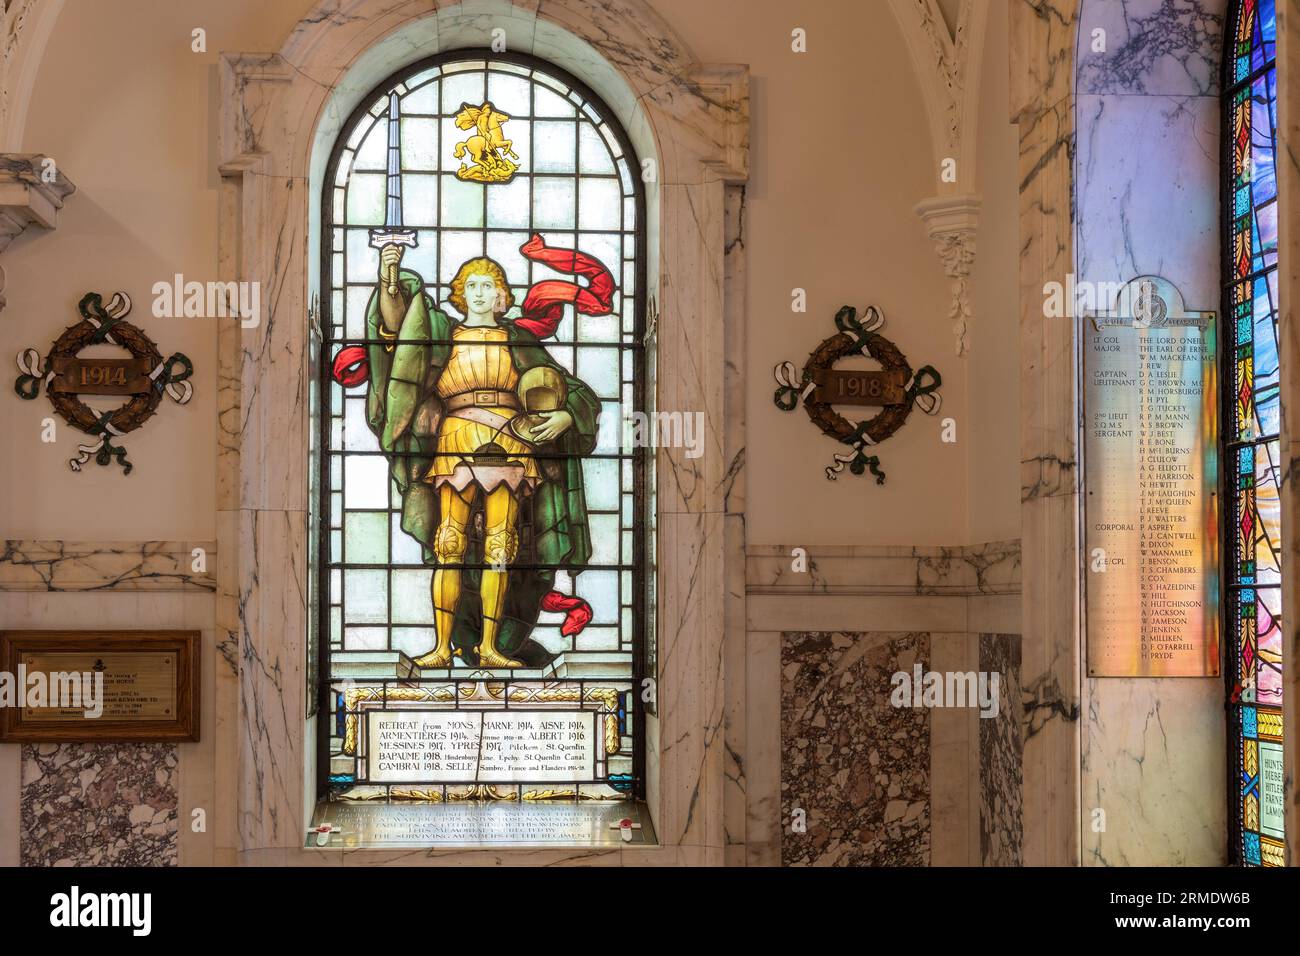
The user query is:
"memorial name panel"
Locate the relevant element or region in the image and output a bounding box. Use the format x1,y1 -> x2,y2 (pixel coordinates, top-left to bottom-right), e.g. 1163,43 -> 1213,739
1084,282 -> 1219,677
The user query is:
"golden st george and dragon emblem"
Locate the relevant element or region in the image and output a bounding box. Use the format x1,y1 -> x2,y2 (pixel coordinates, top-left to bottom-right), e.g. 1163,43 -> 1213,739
453,101 -> 520,184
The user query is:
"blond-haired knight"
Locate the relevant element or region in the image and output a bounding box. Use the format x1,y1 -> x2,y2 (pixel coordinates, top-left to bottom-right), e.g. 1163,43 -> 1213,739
363,237 -> 603,669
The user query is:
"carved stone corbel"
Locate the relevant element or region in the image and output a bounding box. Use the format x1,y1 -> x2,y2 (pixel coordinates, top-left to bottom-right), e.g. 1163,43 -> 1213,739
0,152 -> 75,310
915,194 -> 980,357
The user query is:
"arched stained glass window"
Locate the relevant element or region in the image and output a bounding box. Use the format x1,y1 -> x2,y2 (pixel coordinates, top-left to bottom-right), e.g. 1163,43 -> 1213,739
314,52 -> 648,809
1224,0 -> 1282,867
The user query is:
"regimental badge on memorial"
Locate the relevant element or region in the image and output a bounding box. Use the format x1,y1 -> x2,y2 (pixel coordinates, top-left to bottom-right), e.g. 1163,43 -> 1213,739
13,291 -> 194,475
773,305 -> 942,484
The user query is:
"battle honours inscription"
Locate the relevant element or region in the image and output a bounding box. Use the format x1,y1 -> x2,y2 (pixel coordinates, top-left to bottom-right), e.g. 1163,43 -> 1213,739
1084,277 -> 1220,677
368,710 -> 596,783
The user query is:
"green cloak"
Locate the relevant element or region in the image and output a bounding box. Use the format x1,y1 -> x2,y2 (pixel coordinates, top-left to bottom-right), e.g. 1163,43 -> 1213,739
364,269 -> 600,664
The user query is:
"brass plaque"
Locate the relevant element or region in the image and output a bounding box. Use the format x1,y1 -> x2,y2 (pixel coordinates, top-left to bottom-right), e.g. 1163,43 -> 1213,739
49,357 -> 154,395
0,631 -> 198,741
1084,277 -> 1220,676
19,651 -> 176,721
811,368 -> 906,406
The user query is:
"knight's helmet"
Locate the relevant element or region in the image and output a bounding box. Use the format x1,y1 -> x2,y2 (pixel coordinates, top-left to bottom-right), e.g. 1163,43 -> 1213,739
510,366 -> 567,441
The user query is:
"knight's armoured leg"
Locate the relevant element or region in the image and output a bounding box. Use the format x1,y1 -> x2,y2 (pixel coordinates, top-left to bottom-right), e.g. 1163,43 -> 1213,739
416,484 -> 476,668
478,484 -> 522,668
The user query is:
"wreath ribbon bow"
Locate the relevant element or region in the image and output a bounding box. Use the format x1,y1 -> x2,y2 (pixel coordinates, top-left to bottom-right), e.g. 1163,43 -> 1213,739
772,361 -> 813,411
774,303 -> 942,486
70,412 -> 131,474
834,304 -> 886,348
14,348 -> 52,399
78,291 -> 132,345
906,366 -> 943,416
150,353 -> 194,404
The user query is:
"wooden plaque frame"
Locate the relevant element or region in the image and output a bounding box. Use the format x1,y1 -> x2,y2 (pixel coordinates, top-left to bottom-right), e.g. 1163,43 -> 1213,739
0,630 -> 199,742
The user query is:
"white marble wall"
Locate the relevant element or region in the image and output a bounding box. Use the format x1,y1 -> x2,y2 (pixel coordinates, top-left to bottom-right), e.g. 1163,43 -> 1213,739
1075,0 -> 1228,866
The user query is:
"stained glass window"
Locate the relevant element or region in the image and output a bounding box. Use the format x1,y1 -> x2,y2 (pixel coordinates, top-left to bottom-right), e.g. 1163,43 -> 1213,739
314,53 -> 648,805
1224,0 -> 1283,867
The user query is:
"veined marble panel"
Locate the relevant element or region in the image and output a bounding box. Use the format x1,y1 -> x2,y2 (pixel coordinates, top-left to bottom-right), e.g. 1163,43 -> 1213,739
1010,0 -> 1078,121
0,540 -> 216,591
1082,679 -> 1226,865
20,742 -> 178,866
1077,0 -> 1224,96
979,633 -> 1023,866
781,631 -> 930,866
722,182 -> 748,862
1076,92 -> 1220,304
1014,0 -> 1082,863
747,541 -> 1020,596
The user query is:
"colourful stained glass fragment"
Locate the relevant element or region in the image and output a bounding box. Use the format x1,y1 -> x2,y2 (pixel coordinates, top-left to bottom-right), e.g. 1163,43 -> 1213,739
1226,0 -> 1282,867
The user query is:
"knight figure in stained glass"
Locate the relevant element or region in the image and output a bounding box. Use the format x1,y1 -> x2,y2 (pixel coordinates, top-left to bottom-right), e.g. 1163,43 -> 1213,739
354,236 -> 612,668
320,53 -> 646,800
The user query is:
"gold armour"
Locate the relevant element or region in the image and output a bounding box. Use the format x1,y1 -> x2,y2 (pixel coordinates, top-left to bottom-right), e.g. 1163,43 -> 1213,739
427,326 -> 540,490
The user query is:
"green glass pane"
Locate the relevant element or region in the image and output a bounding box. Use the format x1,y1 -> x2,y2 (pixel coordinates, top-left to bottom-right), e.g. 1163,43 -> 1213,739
400,117 -> 440,170
346,172 -> 386,225
343,511 -> 389,564
439,175 -> 484,228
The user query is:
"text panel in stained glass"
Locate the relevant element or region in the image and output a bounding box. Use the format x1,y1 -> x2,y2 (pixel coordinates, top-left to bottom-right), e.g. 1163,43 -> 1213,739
318,54 -> 646,803
1225,0 -> 1283,867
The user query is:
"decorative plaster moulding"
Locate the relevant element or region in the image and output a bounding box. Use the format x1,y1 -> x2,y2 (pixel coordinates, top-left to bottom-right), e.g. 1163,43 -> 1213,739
0,153 -> 74,310
0,153 -> 72,250
887,0 -> 988,358
916,193 -> 980,356
885,0 -> 987,185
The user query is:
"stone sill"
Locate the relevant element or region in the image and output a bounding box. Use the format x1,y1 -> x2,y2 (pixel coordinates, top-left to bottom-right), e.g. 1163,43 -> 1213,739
306,797 -> 658,851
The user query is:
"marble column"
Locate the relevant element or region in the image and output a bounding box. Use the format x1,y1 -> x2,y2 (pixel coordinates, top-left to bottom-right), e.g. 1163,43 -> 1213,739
1075,0 -> 1228,867
1011,0 -> 1083,867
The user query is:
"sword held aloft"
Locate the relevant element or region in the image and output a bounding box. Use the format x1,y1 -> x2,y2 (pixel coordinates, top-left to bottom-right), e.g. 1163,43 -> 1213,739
369,90 -> 419,295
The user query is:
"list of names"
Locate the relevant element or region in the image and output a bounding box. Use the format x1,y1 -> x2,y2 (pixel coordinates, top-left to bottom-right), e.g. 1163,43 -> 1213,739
1085,317 -> 1219,676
